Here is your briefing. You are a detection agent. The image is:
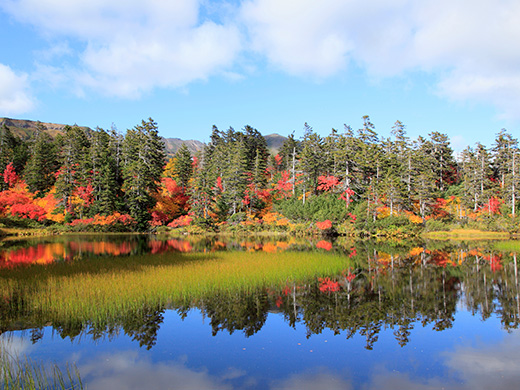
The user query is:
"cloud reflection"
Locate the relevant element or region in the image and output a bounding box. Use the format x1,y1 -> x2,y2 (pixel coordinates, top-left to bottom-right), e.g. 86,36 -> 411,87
0,335 -> 33,360
79,351 -> 239,390
270,368 -> 352,390
366,330 -> 520,390
70,330 -> 520,389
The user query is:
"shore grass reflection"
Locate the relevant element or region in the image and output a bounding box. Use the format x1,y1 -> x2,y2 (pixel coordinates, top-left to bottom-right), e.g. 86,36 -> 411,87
0,249 -> 351,333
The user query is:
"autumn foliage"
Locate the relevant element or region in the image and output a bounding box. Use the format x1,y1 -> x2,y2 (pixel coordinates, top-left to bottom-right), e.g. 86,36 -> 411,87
316,220 -> 332,230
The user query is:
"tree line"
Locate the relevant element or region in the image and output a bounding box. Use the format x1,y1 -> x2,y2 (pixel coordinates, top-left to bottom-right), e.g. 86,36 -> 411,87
0,115 -> 518,232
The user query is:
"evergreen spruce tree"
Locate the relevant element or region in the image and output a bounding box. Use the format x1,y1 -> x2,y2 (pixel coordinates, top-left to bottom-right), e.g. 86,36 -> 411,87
336,125 -> 359,204
122,118 -> 166,230
54,125 -> 91,212
299,123 -> 325,197
222,138 -> 248,215
24,124 -> 58,194
278,132 -> 300,172
492,129 -> 519,216
173,143 -> 193,192
0,124 -> 28,190
90,128 -> 119,215
411,137 -> 438,218
423,131 -> 456,193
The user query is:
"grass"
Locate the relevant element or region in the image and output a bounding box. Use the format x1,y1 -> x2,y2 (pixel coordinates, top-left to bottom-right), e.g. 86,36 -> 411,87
0,341 -> 82,390
422,229 -> 510,240
0,250 -> 352,329
493,240 -> 520,252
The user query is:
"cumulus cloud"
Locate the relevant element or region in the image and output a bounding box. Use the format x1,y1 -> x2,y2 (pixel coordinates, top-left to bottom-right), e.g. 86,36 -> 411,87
270,368 -> 353,390
78,351 -> 238,390
0,64 -> 34,114
3,0 -> 520,116
2,0 -> 242,98
240,0 -> 520,118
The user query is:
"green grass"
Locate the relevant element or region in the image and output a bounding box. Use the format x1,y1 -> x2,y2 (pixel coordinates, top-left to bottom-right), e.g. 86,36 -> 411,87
422,229 -> 510,240
0,342 -> 82,390
493,240 -> 520,252
0,250 -> 352,328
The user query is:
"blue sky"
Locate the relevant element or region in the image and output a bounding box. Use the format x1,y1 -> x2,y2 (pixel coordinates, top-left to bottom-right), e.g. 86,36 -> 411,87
1,0 -> 519,151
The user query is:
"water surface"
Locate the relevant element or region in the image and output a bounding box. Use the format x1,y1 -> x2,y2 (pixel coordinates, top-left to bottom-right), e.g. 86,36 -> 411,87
0,235 -> 518,389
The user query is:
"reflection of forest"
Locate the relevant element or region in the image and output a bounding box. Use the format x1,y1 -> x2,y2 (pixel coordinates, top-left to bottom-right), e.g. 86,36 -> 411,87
1,241 -> 520,350
198,247 -> 520,350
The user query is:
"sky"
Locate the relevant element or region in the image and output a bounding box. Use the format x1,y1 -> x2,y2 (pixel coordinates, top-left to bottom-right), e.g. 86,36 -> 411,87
1,0 -> 519,151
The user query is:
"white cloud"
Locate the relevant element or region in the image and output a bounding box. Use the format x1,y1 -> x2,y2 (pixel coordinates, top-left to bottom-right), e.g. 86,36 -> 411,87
2,0 -> 242,98
0,64 -> 34,115
3,0 -> 520,117
78,351 -> 236,390
240,0 -> 520,118
270,368 -> 353,390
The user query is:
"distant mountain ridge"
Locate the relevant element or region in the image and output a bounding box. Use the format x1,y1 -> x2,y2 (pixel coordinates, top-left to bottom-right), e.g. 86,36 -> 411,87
0,117 -> 286,157
0,117 -> 88,139
162,138 -> 204,156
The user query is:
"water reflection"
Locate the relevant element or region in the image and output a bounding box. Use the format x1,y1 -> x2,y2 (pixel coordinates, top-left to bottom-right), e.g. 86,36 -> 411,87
1,237 -> 520,347
0,235 -> 312,268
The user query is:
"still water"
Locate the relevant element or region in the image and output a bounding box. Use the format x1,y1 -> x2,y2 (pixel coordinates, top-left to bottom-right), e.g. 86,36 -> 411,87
0,234 -> 519,389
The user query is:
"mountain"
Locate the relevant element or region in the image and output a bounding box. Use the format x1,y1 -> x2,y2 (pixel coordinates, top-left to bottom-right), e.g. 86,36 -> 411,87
0,117 -> 89,139
0,118 -> 285,157
163,138 -> 205,157
264,133 -> 287,154
0,117 -> 204,158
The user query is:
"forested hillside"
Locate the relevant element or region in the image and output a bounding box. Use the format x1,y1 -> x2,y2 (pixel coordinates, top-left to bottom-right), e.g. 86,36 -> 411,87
0,116 -> 518,235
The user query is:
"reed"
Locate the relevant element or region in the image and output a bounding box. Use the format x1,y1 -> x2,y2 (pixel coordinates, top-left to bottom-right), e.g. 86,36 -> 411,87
0,342 -> 82,390
493,240 -> 520,252
0,250 -> 351,328
422,229 -> 510,240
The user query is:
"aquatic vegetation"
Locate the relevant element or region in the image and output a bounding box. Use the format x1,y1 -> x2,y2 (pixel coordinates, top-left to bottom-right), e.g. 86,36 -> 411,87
0,250 -> 351,329
0,340 -> 82,390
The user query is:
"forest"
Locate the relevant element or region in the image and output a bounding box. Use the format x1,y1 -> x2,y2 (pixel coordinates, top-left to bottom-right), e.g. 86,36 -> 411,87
0,115 -> 518,235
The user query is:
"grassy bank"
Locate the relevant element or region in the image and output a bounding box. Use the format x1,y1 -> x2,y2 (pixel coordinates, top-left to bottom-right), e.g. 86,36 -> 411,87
0,250 -> 352,328
422,229 -> 510,240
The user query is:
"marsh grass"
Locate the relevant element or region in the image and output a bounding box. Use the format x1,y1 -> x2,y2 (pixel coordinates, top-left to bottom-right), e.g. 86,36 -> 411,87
0,250 -> 351,328
493,240 -> 520,252
0,343 -> 82,390
422,229 -> 510,240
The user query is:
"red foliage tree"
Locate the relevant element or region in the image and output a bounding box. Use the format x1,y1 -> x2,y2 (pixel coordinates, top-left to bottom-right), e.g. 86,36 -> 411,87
317,175 -> 340,191
3,163 -> 18,188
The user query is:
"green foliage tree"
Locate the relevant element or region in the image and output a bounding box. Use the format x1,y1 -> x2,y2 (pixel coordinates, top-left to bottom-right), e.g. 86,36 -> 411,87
24,124 -> 58,194
172,143 -> 193,192
122,118 -> 166,230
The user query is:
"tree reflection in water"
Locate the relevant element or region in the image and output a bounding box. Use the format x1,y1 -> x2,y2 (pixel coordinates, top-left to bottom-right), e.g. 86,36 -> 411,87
1,240 -> 520,351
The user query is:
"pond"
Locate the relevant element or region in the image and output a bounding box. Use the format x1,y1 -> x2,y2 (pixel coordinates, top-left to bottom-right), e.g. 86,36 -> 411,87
0,234 -> 519,389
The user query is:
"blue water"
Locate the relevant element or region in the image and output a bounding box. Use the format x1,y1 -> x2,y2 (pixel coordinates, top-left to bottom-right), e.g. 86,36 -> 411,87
2,305 -> 517,390
1,235 -> 519,389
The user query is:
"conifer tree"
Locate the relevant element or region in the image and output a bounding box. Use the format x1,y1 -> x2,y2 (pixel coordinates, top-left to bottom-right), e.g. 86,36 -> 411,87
278,133 -> 300,173
54,125 -> 91,211
492,129 -> 519,216
172,143 -> 193,192
422,132 -> 456,192
299,123 -> 325,197
90,128 -> 119,215
122,118 -> 166,230
222,138 -> 248,215
0,125 -> 28,190
411,137 -> 438,218
336,125 -> 359,204
24,124 -> 58,194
